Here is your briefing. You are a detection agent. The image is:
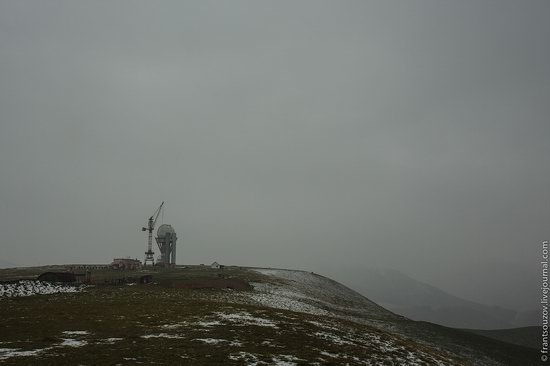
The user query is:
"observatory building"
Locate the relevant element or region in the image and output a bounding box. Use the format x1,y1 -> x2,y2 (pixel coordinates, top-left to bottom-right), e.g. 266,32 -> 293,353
155,224 -> 177,266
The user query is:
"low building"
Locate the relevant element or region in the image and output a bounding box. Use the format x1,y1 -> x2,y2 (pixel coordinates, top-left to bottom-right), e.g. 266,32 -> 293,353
210,261 -> 224,270
111,258 -> 142,270
37,272 -> 76,283
73,264 -> 109,270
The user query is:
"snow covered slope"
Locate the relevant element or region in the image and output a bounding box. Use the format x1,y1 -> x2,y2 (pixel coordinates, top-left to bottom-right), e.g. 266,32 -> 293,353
244,267 -> 537,366
248,268 -> 400,322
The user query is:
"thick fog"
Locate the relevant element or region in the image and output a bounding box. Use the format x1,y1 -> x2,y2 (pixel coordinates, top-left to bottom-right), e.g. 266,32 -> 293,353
0,1 -> 548,312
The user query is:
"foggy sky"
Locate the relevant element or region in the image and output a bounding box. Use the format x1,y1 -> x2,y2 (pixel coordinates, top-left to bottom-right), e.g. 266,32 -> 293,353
0,1 -> 548,311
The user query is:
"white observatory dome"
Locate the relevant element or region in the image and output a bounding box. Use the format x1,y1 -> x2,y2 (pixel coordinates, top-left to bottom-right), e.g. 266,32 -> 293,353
157,224 -> 176,237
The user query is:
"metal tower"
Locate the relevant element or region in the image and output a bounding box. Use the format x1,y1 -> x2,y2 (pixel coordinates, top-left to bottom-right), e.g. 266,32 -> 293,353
142,201 -> 164,266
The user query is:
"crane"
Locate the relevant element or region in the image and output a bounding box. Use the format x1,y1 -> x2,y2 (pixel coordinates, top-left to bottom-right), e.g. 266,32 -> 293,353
142,201 -> 164,266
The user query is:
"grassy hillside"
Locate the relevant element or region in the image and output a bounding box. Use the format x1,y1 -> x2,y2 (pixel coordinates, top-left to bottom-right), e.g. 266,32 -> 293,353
0,265 -> 539,365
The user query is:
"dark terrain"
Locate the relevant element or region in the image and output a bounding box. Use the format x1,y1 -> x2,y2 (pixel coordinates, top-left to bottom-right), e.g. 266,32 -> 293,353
0,265 -> 539,365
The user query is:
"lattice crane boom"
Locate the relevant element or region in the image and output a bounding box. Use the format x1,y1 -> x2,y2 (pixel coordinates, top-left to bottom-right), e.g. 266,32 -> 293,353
142,201 -> 164,265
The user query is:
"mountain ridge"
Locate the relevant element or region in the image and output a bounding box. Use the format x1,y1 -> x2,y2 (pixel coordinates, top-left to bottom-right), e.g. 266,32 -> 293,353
330,267 -> 538,329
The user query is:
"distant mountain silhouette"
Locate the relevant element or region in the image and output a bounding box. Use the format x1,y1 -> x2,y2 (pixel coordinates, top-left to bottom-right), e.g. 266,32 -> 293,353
0,259 -> 17,268
339,267 -> 537,329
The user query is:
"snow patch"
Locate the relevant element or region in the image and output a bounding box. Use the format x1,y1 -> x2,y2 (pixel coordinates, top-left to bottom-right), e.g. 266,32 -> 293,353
195,320 -> 222,327
62,330 -> 89,336
60,339 -> 87,347
160,322 -> 187,329
314,331 -> 354,345
228,351 -> 264,365
320,351 -> 340,358
216,311 -> 278,328
0,281 -> 87,298
271,354 -> 302,366
141,333 -> 184,339
100,338 -> 123,344
193,338 -> 243,346
0,347 -> 49,360
194,338 -> 225,345
306,320 -> 339,331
